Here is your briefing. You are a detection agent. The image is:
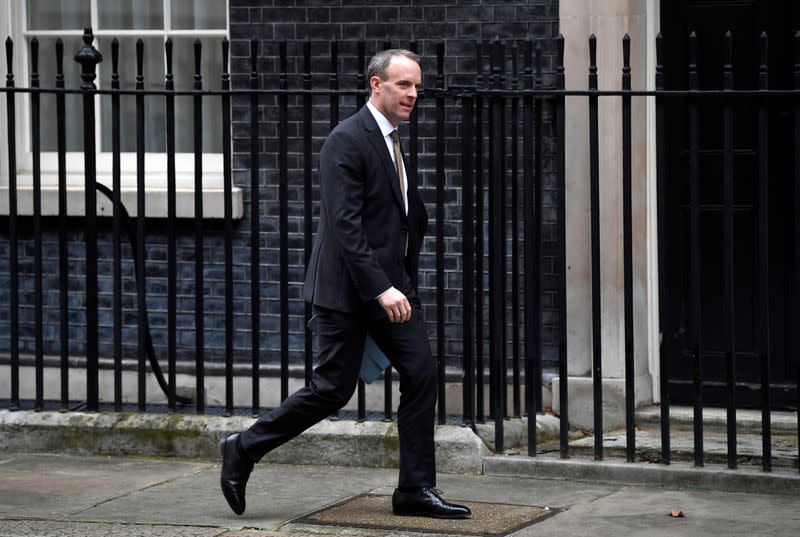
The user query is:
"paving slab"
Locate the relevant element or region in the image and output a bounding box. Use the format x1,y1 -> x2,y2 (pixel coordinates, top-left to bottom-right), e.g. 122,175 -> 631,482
515,486 -> 800,537
0,453 -> 208,517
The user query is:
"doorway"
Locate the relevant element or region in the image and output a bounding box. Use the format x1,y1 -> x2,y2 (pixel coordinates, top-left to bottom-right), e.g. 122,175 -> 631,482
660,0 -> 800,408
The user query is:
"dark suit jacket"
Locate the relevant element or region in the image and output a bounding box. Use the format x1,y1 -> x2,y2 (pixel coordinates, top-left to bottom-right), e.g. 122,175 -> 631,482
303,105 -> 428,313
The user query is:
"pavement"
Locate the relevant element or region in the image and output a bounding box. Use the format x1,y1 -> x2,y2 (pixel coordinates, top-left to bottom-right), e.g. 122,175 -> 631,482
1,451 -> 799,537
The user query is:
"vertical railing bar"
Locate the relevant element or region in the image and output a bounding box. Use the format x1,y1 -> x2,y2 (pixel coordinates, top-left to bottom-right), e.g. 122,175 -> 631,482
56,39 -> 70,412
303,37 -> 314,390
522,34 -> 537,453
381,37 -> 393,422
30,38 -> 43,411
436,41 -> 446,425
757,32 -> 772,473
720,30 -> 737,468
556,34 -> 569,458
279,40 -> 289,403
510,42 -> 521,419
112,38 -> 123,411
249,38 -> 261,417
355,38 -> 366,421
690,31 -> 706,467
655,33 -> 671,465
76,29 -> 101,412
793,30 -> 800,475
222,37 -> 234,416
721,31 -> 735,469
487,39 -> 496,422
193,39 -> 205,414
165,38 -> 177,412
622,34 -> 635,463
135,38 -> 147,411
475,39 -> 485,423
461,89 -> 475,428
589,34 -> 603,460
533,41 -> 544,416
5,38 -> 20,411
489,36 -> 506,454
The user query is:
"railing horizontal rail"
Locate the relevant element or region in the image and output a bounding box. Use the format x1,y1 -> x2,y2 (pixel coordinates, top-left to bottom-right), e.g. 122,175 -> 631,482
3,87 -> 800,98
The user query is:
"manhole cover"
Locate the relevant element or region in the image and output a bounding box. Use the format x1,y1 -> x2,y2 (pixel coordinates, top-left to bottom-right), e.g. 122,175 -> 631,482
290,493 -> 561,536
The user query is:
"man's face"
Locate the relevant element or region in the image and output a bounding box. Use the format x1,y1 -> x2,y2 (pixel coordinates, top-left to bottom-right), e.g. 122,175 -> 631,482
369,56 -> 422,127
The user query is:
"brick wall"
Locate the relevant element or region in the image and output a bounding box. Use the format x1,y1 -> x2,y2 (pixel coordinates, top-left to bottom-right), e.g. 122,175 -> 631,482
0,0 -> 561,396
227,0 -> 562,371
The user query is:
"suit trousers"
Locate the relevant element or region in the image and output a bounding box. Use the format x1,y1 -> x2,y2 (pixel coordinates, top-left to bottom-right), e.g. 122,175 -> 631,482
238,276 -> 437,488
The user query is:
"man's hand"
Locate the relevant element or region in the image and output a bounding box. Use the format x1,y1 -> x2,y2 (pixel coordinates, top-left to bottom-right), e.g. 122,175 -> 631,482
377,286 -> 411,323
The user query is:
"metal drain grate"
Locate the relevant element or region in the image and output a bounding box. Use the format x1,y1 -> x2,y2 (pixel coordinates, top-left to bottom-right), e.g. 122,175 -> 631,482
290,494 -> 561,536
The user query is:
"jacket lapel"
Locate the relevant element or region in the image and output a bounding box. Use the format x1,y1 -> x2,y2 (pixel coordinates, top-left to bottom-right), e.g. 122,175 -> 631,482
359,106 -> 407,215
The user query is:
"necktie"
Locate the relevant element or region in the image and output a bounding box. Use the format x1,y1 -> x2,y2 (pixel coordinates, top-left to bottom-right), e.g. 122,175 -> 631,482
389,130 -> 407,213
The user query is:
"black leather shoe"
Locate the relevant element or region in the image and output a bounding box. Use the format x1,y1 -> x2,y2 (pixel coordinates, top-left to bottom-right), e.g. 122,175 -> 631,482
219,433 -> 254,516
392,487 -> 472,519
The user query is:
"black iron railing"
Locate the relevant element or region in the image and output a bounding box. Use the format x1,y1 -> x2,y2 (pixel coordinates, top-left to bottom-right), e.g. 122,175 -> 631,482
1,28 -> 798,474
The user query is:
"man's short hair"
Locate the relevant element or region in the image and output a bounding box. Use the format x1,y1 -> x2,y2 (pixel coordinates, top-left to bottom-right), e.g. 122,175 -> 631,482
367,49 -> 421,94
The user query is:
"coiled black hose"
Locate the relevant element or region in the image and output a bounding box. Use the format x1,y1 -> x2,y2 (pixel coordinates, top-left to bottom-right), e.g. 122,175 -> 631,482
95,183 -> 193,406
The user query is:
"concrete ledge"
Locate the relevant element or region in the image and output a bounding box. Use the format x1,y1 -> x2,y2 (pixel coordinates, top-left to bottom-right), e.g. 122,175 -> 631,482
473,415 -> 561,452
0,410 -> 489,475
483,454 -> 800,495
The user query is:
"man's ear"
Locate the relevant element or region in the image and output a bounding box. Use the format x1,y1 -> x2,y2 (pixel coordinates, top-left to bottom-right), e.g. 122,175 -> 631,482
369,75 -> 381,93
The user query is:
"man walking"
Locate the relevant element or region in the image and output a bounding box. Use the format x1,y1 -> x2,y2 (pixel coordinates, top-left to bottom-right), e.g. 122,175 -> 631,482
219,49 -> 471,520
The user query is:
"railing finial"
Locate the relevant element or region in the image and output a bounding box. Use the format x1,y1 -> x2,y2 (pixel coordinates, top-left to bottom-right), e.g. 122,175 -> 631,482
74,27 -> 102,90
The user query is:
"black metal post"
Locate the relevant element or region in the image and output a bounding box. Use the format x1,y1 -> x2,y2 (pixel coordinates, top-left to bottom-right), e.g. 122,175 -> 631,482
461,88 -> 475,428
30,38 -> 43,411
56,39 -> 70,412
436,41 -> 446,424
249,39 -> 260,416
522,34 -> 537,454
75,28 -> 102,411
533,41 -> 544,416
757,32 -> 772,472
794,31 -> 800,475
510,42 -> 521,419
690,31 -> 706,467
279,40 -> 289,403
722,31 -> 736,469
622,34 -> 636,463
556,34 -> 569,458
489,36 -> 506,453
303,37 -> 314,390
655,33 -> 671,465
135,39 -> 148,411
719,29 -> 736,468
5,37 -> 19,411
112,38 -> 123,411
165,38 -> 177,412
193,39 -> 205,414
475,40 -> 485,423
588,34 -> 603,460
222,37 -> 234,416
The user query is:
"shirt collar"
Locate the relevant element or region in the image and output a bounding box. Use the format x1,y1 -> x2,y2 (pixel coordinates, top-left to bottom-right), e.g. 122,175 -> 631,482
366,101 -> 396,138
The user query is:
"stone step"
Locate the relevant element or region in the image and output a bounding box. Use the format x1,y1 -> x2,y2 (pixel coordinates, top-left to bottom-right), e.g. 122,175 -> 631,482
635,405 -> 798,435
569,428 -> 799,469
